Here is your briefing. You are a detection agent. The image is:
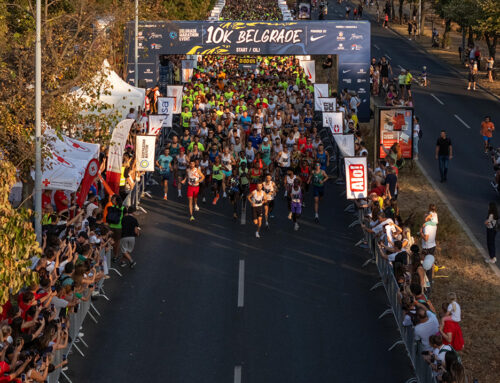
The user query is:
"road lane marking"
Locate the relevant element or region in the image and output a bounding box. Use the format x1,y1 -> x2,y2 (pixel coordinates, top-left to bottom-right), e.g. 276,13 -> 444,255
237,260 -> 245,308
385,54 -> 392,60
397,64 -> 404,70
430,93 -> 444,105
241,200 -> 246,225
374,44 -> 380,50
454,114 -> 471,129
234,366 -> 242,383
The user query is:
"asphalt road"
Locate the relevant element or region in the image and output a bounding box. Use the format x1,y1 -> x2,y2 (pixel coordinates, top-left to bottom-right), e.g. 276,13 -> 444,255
69,178 -> 413,382
325,1 -> 500,262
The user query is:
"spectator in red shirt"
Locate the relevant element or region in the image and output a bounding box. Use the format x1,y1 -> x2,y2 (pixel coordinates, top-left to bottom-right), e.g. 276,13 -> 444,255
53,190 -> 69,213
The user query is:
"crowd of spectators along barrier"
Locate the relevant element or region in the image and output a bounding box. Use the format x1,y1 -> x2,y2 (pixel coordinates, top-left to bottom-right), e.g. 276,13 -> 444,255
315,113 -> 437,383
43,114 -> 180,383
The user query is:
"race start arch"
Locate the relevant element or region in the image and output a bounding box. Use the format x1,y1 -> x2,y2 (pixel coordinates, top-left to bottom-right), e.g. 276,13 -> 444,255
125,20 -> 371,121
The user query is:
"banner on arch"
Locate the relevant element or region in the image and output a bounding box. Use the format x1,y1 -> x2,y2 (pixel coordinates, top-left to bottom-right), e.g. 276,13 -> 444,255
345,156 -> 368,200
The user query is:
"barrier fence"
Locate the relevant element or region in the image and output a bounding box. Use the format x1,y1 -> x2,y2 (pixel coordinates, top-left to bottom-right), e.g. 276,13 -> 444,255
47,115 -> 180,382
316,114 -> 437,383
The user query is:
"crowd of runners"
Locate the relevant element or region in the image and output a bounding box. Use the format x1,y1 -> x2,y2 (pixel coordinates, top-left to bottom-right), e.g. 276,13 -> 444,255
156,55 -> 334,237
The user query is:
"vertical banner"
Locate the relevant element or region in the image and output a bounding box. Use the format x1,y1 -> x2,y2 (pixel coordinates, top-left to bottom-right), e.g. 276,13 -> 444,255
157,97 -> 174,127
167,86 -> 183,114
299,60 -> 315,83
149,115 -> 167,136
334,134 -> 355,157
181,60 -> 195,83
136,135 -> 156,172
323,112 -> 343,134
344,157 -> 368,199
314,84 -> 329,111
318,97 -> 336,112
106,119 -> 135,194
379,107 -> 414,159
76,159 -> 99,207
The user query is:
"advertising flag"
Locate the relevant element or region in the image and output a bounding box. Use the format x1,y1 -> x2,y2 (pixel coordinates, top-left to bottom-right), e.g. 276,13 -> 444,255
323,112 -> 343,134
136,135 -> 156,172
76,158 -> 99,207
181,60 -> 195,83
106,119 -> 135,193
149,115 -> 167,136
318,97 -> 336,112
345,157 -> 368,199
167,86 -> 183,114
314,84 -> 329,111
334,134 -> 355,157
157,97 -> 174,127
300,60 -> 315,83
379,107 -> 414,159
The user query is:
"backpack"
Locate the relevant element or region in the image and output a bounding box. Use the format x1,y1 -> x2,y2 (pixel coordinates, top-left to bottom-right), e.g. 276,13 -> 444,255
439,345 -> 462,363
107,206 -> 122,225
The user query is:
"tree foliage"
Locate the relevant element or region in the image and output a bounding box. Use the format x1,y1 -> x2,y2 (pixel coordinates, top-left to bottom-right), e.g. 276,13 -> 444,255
0,160 -> 40,307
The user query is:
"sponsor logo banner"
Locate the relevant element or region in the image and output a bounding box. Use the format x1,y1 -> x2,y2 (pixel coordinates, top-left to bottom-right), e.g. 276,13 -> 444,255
136,135 -> 156,172
345,156 -> 367,199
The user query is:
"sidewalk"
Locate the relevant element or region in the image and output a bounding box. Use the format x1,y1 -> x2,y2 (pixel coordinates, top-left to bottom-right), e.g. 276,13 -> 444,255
362,3 -> 500,99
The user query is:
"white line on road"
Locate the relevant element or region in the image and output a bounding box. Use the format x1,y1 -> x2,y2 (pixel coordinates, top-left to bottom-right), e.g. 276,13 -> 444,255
240,200 -> 246,225
234,366 -> 242,383
374,44 -> 380,50
385,54 -> 392,60
454,114 -> 471,129
397,64 -> 404,70
430,93 -> 444,105
237,260 -> 245,308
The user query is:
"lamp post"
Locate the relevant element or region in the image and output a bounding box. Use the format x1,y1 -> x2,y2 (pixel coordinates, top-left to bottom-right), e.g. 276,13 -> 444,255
134,0 -> 139,87
34,0 -> 42,242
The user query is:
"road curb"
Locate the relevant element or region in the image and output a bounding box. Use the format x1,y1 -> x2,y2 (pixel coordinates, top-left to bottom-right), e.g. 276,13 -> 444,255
415,160 -> 500,278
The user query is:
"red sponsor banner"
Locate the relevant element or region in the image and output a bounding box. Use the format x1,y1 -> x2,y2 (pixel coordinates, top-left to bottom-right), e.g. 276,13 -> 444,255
76,159 -> 99,207
344,156 -> 367,199
378,107 -> 414,159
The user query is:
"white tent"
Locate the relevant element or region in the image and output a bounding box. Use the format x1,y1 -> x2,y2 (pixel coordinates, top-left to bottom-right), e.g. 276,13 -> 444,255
70,60 -> 145,120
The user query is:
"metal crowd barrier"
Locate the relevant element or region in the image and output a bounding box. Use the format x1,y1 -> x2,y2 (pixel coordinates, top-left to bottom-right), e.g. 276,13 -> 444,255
349,207 -> 437,383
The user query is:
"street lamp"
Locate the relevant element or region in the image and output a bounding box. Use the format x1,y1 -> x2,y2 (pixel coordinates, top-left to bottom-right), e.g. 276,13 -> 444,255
34,0 -> 42,242
134,0 -> 139,87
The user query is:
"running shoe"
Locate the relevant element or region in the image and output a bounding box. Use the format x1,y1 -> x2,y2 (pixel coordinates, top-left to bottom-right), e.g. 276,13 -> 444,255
265,221 -> 270,229
129,261 -> 137,269
213,194 -> 219,205
190,216 -> 195,221
288,212 -> 292,220
120,261 -> 128,268
255,231 -> 260,238
163,194 -> 168,200
194,205 -> 200,211
223,191 -> 227,198
202,197 -> 206,203
294,223 -> 299,231
314,214 -> 319,223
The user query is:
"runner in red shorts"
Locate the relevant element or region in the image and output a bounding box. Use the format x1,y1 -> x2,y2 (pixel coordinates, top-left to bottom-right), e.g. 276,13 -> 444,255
182,160 -> 205,221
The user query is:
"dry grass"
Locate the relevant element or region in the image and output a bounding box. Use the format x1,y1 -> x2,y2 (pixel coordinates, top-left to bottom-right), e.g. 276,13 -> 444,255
397,165 -> 500,382
358,118 -> 500,380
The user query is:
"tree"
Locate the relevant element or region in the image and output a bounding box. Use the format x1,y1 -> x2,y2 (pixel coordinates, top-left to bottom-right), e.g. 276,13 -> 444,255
0,159 -> 40,307
477,0 -> 500,61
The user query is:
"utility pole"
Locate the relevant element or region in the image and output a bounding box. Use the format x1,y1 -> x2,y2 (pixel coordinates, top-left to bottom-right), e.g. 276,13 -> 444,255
34,0 -> 42,243
134,0 -> 139,87
418,0 -> 422,36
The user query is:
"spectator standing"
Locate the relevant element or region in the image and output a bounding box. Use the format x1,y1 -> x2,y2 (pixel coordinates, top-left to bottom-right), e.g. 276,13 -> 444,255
486,56 -> 494,82
120,207 -> 139,268
435,130 -> 452,183
484,201 -> 498,263
480,115 -> 495,153
414,304 -> 440,352
413,116 -> 421,160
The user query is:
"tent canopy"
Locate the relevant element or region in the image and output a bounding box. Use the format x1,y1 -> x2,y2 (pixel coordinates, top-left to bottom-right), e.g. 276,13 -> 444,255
70,60 -> 145,120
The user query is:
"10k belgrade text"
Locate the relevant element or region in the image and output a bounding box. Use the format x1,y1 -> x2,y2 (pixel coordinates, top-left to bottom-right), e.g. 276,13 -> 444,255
204,26 -> 303,45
